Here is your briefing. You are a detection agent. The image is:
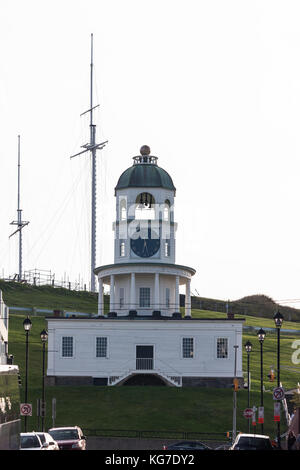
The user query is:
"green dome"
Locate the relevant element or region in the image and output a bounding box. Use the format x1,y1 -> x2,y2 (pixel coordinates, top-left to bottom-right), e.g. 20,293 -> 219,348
115,163 -> 176,192
115,146 -> 176,193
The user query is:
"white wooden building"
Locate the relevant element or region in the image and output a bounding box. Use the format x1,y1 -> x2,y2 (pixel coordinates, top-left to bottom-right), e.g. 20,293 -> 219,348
0,291 -> 9,365
46,146 -> 244,387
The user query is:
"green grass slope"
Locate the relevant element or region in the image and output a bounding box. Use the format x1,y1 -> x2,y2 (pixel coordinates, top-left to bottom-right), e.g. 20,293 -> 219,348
0,280 -> 100,313
7,310 -> 300,439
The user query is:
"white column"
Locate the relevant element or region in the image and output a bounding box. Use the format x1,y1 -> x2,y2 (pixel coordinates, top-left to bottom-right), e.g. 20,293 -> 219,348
175,275 -> 180,312
98,277 -> 103,316
185,278 -> 191,317
154,273 -> 160,311
110,274 -> 115,312
130,272 -> 136,310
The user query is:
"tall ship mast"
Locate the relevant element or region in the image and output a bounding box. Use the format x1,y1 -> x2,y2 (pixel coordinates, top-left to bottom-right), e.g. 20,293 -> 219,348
9,135 -> 30,281
71,33 -> 108,292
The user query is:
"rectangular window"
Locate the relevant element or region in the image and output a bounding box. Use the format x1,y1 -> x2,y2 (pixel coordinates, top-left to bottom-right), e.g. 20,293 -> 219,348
166,288 -> 170,308
217,338 -> 228,359
119,287 -> 124,308
182,337 -> 194,358
120,242 -> 125,257
62,336 -> 73,357
139,287 -> 150,308
96,337 -> 108,358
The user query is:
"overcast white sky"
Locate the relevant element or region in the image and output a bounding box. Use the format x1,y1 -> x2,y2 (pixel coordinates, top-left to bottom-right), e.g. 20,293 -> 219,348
1,0 -> 300,306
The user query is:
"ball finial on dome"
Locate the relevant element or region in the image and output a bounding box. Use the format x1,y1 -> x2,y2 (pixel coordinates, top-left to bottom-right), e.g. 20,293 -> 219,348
140,145 -> 151,156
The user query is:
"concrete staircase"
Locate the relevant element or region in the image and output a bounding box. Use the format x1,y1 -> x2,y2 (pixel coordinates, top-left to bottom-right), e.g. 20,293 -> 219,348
108,370 -> 182,387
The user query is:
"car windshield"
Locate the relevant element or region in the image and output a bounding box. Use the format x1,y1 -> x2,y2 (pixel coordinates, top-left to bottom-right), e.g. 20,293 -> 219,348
20,435 -> 41,448
237,437 -> 272,450
49,429 -> 79,440
37,433 -> 46,444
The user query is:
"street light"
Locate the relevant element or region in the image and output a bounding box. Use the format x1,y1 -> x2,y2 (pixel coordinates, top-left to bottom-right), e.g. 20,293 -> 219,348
257,328 -> 266,434
40,329 -> 48,432
244,340 -> 252,432
274,310 -> 284,449
23,316 -> 32,432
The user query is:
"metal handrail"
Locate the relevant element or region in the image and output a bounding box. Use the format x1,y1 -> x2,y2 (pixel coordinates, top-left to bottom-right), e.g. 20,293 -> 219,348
136,358 -> 153,370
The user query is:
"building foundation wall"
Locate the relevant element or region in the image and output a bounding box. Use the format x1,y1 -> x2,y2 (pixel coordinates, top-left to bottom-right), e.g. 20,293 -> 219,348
46,375 -> 243,388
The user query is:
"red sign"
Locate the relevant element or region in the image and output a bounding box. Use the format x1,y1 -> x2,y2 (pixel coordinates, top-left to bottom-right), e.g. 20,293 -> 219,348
273,387 -> 285,401
243,408 -> 253,419
20,403 -> 32,416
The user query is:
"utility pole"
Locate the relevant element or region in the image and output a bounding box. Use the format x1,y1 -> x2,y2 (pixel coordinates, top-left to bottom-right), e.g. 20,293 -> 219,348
70,33 -> 108,292
9,135 -> 30,280
232,345 -> 239,443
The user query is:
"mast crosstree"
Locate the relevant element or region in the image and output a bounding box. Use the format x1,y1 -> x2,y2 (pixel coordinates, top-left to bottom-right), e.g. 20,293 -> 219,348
70,33 -> 108,292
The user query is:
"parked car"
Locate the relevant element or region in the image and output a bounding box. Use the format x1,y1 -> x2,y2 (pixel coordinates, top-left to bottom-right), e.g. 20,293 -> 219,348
20,432 -> 44,450
36,432 -> 59,450
48,426 -> 86,450
230,433 -> 274,450
163,441 -> 211,450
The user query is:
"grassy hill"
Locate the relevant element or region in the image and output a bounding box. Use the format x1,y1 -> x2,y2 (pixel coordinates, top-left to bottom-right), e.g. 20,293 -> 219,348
191,294 -> 300,322
0,280 -> 101,313
2,279 -> 299,322
3,280 -> 300,439
7,310 -> 300,440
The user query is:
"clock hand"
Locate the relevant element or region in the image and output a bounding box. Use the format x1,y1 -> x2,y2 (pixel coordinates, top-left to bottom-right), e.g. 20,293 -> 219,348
142,239 -> 149,256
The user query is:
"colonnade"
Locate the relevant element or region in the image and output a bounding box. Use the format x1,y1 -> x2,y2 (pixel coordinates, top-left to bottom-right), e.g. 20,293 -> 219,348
97,273 -> 191,317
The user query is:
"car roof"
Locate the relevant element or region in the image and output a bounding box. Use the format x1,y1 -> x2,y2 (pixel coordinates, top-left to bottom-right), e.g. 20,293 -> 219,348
172,441 -> 205,444
49,426 -> 79,430
21,432 -> 39,436
237,433 -> 270,439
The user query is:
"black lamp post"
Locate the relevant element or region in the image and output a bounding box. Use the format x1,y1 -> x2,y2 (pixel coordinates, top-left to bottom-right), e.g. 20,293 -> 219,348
23,316 -> 32,432
257,328 -> 266,434
40,329 -> 48,432
245,340 -> 252,432
274,310 -> 283,449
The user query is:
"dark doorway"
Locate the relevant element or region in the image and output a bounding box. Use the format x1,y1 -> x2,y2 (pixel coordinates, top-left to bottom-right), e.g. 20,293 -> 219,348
136,345 -> 154,370
123,374 -> 166,386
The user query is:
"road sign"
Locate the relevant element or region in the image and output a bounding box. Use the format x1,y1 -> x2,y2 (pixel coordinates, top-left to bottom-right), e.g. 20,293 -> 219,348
274,402 -> 281,421
258,406 -> 264,424
273,386 -> 285,401
243,408 -> 253,419
20,403 -> 32,416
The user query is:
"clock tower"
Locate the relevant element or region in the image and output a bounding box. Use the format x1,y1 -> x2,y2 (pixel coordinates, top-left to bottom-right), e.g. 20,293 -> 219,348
95,146 -> 195,317
47,145 -> 244,390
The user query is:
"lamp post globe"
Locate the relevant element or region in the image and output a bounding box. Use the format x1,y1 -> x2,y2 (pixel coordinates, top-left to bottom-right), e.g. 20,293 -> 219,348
257,328 -> 266,343
274,310 -> 283,329
40,329 -> 48,342
23,316 -> 32,332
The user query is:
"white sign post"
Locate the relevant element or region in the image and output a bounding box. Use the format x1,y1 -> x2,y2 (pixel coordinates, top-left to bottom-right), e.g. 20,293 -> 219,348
258,406 -> 264,424
252,406 -> 257,427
